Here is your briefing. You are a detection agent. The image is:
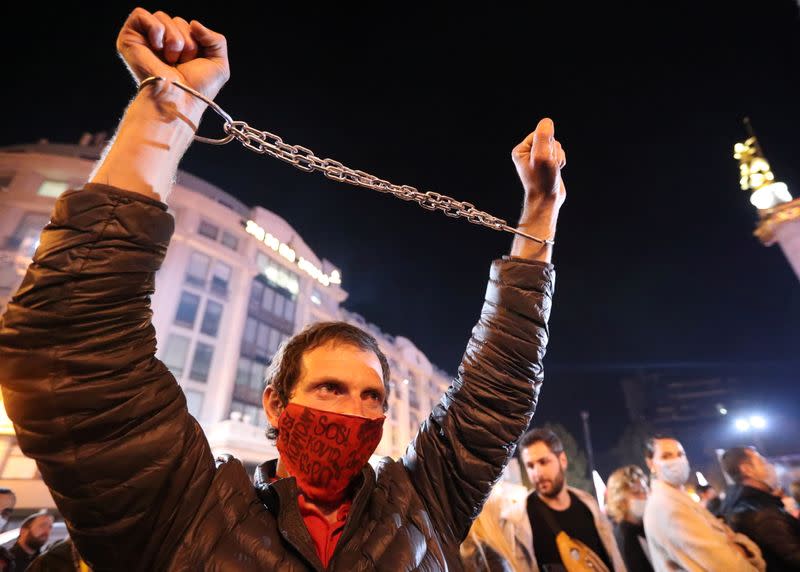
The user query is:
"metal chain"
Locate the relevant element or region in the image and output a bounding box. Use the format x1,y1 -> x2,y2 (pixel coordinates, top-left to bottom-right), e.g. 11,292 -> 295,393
138,76 -> 554,246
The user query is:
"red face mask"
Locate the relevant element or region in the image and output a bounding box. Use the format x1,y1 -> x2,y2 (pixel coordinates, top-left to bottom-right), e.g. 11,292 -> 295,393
276,403 -> 385,503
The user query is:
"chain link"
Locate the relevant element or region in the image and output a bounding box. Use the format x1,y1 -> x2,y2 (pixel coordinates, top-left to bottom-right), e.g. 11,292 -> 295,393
139,77 -> 554,246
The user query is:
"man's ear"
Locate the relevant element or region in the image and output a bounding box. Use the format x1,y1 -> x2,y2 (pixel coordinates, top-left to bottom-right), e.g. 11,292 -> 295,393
645,457 -> 655,475
559,451 -> 568,471
263,386 -> 283,430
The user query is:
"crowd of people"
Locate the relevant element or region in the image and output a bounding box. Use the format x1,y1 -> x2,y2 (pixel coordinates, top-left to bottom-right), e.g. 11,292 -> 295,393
461,432 -> 800,572
0,6 -> 798,571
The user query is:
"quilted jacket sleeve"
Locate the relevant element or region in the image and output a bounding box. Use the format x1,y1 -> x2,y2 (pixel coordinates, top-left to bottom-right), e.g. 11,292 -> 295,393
0,185 -> 216,572
401,256 -> 554,544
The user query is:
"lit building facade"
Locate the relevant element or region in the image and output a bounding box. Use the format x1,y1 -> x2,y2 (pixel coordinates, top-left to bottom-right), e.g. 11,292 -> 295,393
0,139 -> 453,507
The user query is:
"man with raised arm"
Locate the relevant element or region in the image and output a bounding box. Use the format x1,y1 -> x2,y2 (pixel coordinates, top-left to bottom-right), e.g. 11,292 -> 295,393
0,8 -> 566,571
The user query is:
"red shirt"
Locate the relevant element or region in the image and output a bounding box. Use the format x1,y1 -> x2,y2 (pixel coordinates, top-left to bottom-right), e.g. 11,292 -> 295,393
297,494 -> 351,568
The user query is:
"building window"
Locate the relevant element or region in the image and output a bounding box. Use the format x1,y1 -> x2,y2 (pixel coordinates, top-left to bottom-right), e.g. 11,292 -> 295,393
255,323 -> 271,361
268,328 -> 282,354
229,400 -> 267,426
260,286 -> 275,314
249,281 -> 265,313
175,291 -> 201,327
221,231 -> 239,251
0,172 -> 15,191
200,300 -> 223,337
273,294 -> 285,318
162,334 -> 190,378
198,220 -> 219,240
235,357 -> 266,392
37,180 -> 70,198
0,263 -> 19,297
189,342 -> 214,382
236,357 -> 252,387
242,317 -> 257,346
256,253 -> 300,295
184,389 -> 204,419
185,251 -> 210,287
8,213 -> 49,256
283,298 -> 295,322
210,261 -> 231,296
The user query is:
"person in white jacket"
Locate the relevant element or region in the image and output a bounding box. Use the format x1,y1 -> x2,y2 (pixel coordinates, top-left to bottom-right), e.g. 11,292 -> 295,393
642,436 -> 765,572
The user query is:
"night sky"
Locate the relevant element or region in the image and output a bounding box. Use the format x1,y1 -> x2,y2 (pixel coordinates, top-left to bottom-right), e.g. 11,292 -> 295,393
5,2 -> 799,464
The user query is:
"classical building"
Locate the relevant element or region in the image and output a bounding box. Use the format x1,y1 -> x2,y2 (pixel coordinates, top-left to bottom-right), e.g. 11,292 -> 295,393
0,137 -> 453,507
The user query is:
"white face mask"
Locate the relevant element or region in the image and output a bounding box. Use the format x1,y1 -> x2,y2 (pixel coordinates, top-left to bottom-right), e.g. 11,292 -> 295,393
655,456 -> 690,487
629,498 -> 647,520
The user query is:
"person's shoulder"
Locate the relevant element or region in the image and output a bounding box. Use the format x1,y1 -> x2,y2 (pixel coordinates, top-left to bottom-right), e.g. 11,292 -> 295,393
376,456 -> 411,487
569,487 -> 599,510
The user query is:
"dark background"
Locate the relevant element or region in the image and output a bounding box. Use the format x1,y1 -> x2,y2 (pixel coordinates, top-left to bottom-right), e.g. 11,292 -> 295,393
5,1 -> 799,471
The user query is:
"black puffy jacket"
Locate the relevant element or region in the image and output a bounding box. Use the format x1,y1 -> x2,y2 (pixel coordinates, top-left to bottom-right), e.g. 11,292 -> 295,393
0,185 -> 555,571
720,484 -> 800,572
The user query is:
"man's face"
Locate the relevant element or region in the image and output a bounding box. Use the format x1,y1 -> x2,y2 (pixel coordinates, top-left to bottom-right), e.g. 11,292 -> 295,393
742,449 -> 774,483
22,516 -> 53,551
265,341 -> 387,427
646,438 -> 686,478
521,442 -> 568,498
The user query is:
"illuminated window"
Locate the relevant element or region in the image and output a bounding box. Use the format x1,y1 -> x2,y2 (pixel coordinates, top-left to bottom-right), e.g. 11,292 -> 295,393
37,180 -> 70,198
256,253 -> 300,295
184,389 -> 204,419
185,252 -> 210,287
229,400 -> 267,426
162,334 -> 190,378
189,342 -> 214,383
175,291 -> 200,327
210,261 -> 231,295
200,300 -> 223,337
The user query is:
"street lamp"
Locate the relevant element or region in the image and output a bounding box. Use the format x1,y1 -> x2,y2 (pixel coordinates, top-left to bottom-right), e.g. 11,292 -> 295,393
735,415 -> 767,432
733,413 -> 768,454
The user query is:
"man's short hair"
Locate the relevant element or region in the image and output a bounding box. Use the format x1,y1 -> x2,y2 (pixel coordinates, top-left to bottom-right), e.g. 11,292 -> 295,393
264,321 -> 391,440
721,447 -> 756,484
644,434 -> 679,459
0,489 -> 14,496
20,510 -> 51,531
519,428 -> 564,456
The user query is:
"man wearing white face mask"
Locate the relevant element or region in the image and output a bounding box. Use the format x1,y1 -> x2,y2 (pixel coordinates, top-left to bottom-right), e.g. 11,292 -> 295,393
720,447 -> 800,572
642,436 -> 765,572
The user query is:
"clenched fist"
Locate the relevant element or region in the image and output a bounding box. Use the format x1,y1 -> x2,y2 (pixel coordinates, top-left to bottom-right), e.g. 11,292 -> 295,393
512,118 -> 567,214
117,8 -> 230,103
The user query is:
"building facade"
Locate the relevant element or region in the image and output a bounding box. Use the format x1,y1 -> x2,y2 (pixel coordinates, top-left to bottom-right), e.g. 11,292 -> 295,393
0,138 -> 453,507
